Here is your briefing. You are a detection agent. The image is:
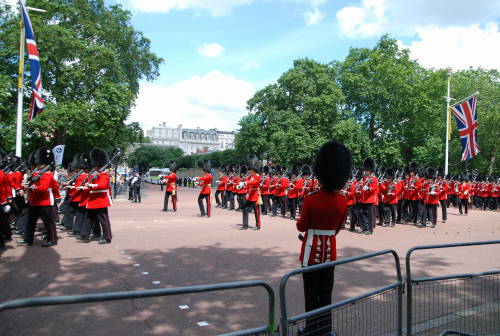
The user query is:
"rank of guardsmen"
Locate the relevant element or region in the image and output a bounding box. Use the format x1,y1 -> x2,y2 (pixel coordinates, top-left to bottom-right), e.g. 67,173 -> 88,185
0,146 -> 117,249
2,145 -> 499,250
156,154 -> 499,234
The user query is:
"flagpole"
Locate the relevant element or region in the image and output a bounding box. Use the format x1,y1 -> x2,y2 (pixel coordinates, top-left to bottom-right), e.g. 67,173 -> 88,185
453,91 -> 480,106
15,15 -> 25,157
444,69 -> 452,176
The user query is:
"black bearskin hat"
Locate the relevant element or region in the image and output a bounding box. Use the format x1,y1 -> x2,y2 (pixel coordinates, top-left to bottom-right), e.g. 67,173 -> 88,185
363,157 -> 376,172
90,148 -> 109,168
169,160 -> 177,173
261,165 -> 270,174
409,162 -> 418,173
301,165 -> 312,176
239,165 -> 247,175
35,147 -> 54,165
426,167 -> 437,179
70,153 -> 81,169
228,164 -> 235,174
247,154 -> 259,172
0,147 -> 5,162
79,153 -> 92,169
202,159 -> 211,172
460,173 -> 469,182
385,168 -> 395,179
27,151 -> 36,167
275,165 -> 282,174
313,141 -> 352,190
437,168 -> 444,177
290,165 -> 300,177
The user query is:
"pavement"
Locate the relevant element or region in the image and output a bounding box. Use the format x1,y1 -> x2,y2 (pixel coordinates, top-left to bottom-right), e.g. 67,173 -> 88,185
0,184 -> 499,336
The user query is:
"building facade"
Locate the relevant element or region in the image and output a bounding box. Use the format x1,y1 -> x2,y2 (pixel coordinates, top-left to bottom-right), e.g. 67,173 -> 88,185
146,123 -> 235,155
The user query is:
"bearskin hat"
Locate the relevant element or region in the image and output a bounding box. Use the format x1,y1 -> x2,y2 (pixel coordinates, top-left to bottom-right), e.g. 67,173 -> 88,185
169,160 -> 177,173
35,147 -> 54,165
437,168 -> 444,177
460,174 -> 469,182
290,165 -> 300,177
301,165 -> 312,176
70,153 -> 81,169
89,148 -> 109,168
426,167 -> 437,179
228,164 -> 235,174
363,157 -> 376,172
261,165 -> 270,174
247,154 -> 259,172
80,153 -> 92,169
202,159 -> 211,172
313,141 -> 352,190
0,147 -> 5,162
239,165 -> 247,175
409,162 -> 418,173
385,168 -> 395,179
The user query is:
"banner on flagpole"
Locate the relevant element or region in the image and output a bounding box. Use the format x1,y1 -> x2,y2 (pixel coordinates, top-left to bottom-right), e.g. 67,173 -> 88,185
53,145 -> 65,166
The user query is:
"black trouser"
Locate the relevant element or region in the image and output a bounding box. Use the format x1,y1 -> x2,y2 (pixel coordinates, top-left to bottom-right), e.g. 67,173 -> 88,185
408,200 -> 419,223
378,202 -> 384,224
458,198 -> 468,214
357,203 -> 375,232
0,210 -> 12,244
482,197 -> 491,210
15,207 -> 30,233
242,200 -> 260,229
401,199 -> 411,221
288,198 -> 298,219
163,191 -> 177,211
58,194 -> 70,214
133,187 -> 141,202
198,194 -> 210,216
439,200 -> 447,221
422,204 -> 437,226
226,192 -> 235,209
82,208 -> 112,241
272,196 -> 287,216
24,206 -> 57,244
62,201 -> 79,230
383,203 -> 397,225
128,187 -> 133,200
237,194 -> 245,210
12,195 -> 26,217
302,267 -> 335,336
73,206 -> 89,234
396,199 -> 404,223
348,205 -> 358,230
261,194 -> 270,214
215,190 -> 224,205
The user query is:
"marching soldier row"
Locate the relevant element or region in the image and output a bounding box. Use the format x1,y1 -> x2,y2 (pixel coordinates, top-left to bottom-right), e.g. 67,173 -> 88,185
158,154 -> 499,235
0,147 -> 114,249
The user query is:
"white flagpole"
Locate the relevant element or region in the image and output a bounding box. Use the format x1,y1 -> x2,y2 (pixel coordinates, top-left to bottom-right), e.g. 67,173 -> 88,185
15,13 -> 25,157
444,69 -> 452,176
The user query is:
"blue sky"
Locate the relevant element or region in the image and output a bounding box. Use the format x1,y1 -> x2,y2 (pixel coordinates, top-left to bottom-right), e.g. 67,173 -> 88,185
119,0 -> 500,132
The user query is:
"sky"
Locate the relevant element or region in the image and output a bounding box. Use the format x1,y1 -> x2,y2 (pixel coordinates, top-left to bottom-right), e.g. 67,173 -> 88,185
116,0 -> 499,132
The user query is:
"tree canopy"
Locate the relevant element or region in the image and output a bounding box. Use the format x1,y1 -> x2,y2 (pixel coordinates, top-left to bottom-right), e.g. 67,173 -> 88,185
0,0 -> 162,159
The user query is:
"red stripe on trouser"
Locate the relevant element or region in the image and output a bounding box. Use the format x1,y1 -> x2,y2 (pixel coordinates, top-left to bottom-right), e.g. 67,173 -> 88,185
371,205 -> 376,231
255,203 -> 260,228
43,206 -> 57,243
173,196 -> 177,210
104,212 -> 112,241
207,197 -> 211,217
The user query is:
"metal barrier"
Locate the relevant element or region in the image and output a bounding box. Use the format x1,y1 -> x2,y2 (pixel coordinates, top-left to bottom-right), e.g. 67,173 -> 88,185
406,240 -> 500,336
279,249 -> 404,336
0,280 -> 276,336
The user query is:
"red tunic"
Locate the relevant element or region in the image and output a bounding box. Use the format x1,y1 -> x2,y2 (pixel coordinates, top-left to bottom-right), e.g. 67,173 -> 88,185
71,173 -> 87,203
275,177 -> 289,197
404,176 -> 421,201
30,172 -> 56,206
297,189 -> 347,266
356,175 -> 379,204
216,175 -> 227,191
384,180 -> 402,205
458,182 -> 471,200
245,173 -> 261,202
423,181 -> 440,205
0,170 -> 8,205
260,176 -> 271,195
87,172 -> 112,209
162,173 -> 177,192
226,176 -> 235,192
198,173 -> 212,195
288,178 -> 303,199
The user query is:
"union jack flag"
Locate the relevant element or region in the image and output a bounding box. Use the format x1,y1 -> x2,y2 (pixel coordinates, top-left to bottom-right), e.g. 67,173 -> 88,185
20,1 -> 44,121
451,95 -> 480,162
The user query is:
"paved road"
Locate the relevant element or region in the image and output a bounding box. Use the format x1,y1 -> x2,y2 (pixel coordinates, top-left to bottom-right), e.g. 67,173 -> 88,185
1,184 -> 499,335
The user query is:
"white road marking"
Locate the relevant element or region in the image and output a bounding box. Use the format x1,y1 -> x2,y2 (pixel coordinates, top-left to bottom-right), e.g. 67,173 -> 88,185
197,321 -> 209,327
178,305 -> 190,310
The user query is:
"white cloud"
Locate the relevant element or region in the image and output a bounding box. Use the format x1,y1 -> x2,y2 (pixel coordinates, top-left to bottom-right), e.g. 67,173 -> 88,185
197,43 -> 225,58
241,61 -> 261,71
336,0 -> 385,37
304,8 -> 324,26
124,0 -> 253,16
402,23 -> 500,70
128,71 -> 255,132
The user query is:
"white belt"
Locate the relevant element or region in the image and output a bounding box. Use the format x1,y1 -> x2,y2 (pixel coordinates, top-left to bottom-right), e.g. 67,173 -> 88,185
303,229 -> 336,267
90,190 -> 108,194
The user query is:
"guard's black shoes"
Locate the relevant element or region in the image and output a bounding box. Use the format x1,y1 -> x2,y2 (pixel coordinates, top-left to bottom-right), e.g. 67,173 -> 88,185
98,239 -> 111,244
16,240 -> 33,246
41,241 -> 57,247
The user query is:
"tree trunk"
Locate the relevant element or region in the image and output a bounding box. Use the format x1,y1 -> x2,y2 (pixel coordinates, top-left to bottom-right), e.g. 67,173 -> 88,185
54,128 -> 66,145
488,147 -> 496,175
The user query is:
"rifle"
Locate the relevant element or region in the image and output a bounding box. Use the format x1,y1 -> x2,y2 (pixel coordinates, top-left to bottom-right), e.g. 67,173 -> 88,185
64,169 -> 84,186
86,148 -> 121,184
27,162 -> 54,187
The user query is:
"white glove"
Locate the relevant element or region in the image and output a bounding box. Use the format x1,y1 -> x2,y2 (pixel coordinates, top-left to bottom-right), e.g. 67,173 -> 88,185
89,184 -> 98,188
430,191 -> 436,195
3,205 -> 11,213
363,186 -> 369,191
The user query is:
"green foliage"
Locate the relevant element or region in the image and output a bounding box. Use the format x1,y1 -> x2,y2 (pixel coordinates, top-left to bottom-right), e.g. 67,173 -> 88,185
0,0 -> 162,155
236,35 -> 499,174
128,145 -> 183,172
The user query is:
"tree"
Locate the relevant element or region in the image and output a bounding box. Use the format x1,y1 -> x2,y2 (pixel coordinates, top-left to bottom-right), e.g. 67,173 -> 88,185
0,0 -> 163,156
128,145 -> 183,173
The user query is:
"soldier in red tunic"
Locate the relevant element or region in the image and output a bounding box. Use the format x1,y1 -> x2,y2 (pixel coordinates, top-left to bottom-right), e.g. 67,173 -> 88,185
419,167 -> 439,228
355,158 -> 378,235
260,165 -> 271,215
225,165 -> 236,210
79,148 -> 113,244
161,161 -> 177,212
297,140 -> 351,336
458,174 -> 471,215
195,160 -> 213,217
0,149 -> 12,248
18,148 -> 58,247
287,165 -> 302,220
437,169 -> 448,223
381,168 -> 401,227
240,154 -> 262,229
215,165 -> 227,208
273,166 -> 289,217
